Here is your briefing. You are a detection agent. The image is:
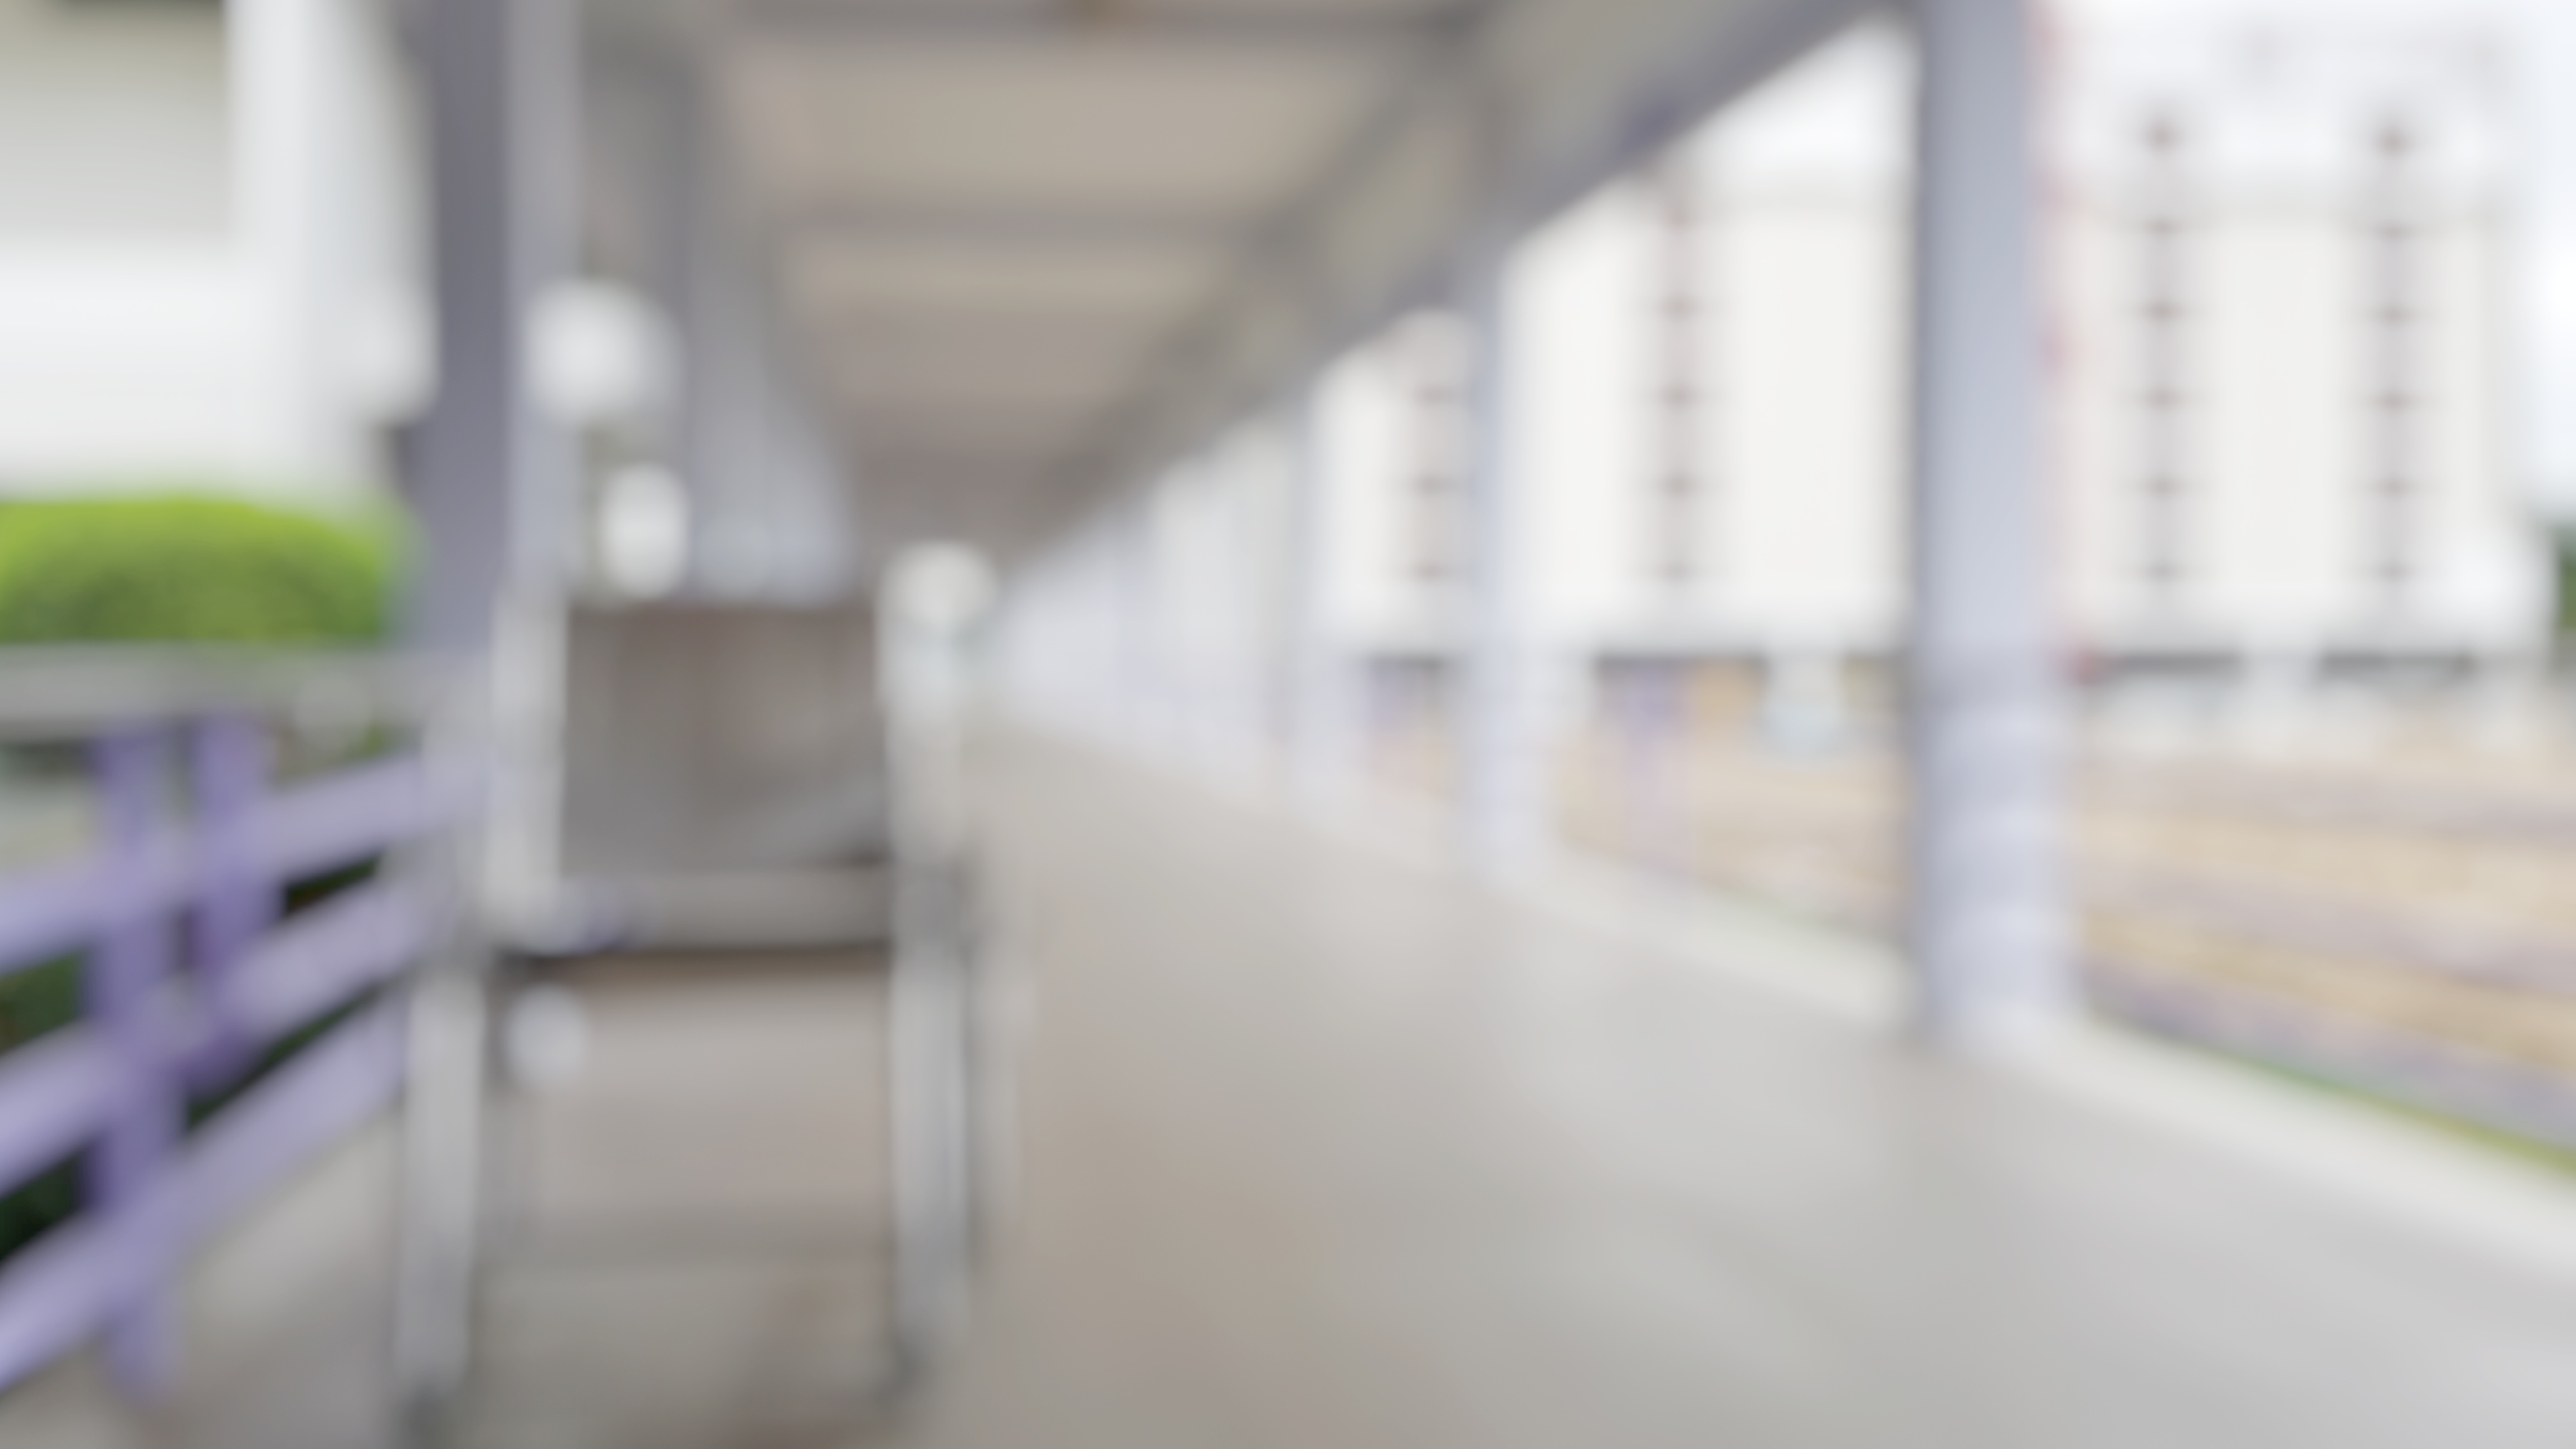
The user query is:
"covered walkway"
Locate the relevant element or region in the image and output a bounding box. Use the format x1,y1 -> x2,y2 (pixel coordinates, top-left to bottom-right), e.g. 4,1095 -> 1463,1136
914,730 -> 2576,1448
6,1 -> 2575,1435
16,726 -> 2576,1445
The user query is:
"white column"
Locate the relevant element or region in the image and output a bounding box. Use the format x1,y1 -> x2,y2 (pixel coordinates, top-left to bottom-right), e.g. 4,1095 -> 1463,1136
1283,384 -> 1357,804
1118,502 -> 1166,750
229,0 -> 362,482
1457,253 -> 1548,872
2519,2 -> 2576,523
881,546 -> 992,1367
411,0 -> 580,645
1904,0 -> 2069,1045
400,0 -> 580,1413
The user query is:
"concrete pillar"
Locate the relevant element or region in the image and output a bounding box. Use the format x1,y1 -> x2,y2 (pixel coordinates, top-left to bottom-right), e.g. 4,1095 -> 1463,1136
1903,0 -> 2070,1045
411,0 -> 581,942
1283,385 -> 1356,804
410,0 -> 579,648
880,545 -> 993,1369
1118,502 -> 1166,749
1456,253 -> 1548,872
398,0 -> 579,1413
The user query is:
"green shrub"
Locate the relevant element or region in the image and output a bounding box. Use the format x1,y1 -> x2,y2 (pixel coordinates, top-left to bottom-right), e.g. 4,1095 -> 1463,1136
2560,532 -> 2576,639
0,492 -> 404,646
0,491 -> 405,1262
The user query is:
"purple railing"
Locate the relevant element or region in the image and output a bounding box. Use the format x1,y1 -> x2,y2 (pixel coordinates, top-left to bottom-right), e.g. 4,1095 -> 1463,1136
0,686 -> 467,1399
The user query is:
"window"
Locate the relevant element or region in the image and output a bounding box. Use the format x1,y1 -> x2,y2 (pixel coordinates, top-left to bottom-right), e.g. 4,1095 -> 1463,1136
2132,107 -> 2194,601
2361,114 -> 2426,607
1640,154 -> 1711,587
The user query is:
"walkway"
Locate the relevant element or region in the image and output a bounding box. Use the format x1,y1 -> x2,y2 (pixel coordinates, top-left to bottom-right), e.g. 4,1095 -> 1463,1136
900,729 -> 2576,1448
10,726 -> 2576,1446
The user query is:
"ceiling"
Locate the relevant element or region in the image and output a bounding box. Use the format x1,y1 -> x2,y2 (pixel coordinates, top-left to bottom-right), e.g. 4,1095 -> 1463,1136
651,0 -> 1873,566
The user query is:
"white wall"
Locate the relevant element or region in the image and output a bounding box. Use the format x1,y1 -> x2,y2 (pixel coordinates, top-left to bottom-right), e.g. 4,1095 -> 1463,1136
0,0 -> 421,503
1335,14 -> 2548,670
2057,7 -> 2549,658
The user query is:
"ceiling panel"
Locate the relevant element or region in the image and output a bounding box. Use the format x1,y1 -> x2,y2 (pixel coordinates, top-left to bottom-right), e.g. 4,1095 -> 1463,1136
670,0 -> 1863,562
785,235 -> 1229,316
730,39 -> 1395,217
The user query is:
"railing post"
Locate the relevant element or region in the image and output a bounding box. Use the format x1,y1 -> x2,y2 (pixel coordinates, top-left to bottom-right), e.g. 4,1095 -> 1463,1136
89,726 -> 180,1397
192,716 -> 276,1085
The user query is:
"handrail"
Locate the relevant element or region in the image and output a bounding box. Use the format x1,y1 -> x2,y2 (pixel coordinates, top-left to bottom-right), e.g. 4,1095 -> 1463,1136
0,647 -> 458,741
0,649 -> 477,1400
0,756 -> 457,978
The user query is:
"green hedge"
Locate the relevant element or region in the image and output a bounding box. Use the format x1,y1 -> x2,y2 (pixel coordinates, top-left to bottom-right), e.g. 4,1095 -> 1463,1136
0,493 -> 404,646
2560,532 -> 2575,639
0,490 -> 406,1262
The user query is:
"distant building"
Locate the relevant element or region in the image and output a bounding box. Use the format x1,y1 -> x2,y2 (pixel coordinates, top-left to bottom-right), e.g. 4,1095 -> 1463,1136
1316,12 -> 2552,733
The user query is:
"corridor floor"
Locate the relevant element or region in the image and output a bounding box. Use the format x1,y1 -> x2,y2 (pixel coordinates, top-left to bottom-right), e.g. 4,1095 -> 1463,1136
887,729 -> 2576,1448
9,726 -> 2576,1446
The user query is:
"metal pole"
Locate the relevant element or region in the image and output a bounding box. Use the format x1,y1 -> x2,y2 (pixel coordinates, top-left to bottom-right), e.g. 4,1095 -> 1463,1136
1455,250 -> 1546,872
1903,0 -> 2069,1046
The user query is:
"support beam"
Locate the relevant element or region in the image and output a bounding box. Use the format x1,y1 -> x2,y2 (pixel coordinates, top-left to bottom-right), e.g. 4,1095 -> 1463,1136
1902,0 -> 2069,1046
410,0 -> 579,648
788,201 -> 1249,250
1455,251 -> 1546,873
1282,382 -> 1354,803
1117,502 -> 1169,749
411,0 -> 580,949
734,1 -> 1456,52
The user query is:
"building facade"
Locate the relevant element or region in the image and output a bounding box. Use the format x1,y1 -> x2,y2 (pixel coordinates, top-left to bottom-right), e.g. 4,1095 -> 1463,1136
1303,11 -> 2553,739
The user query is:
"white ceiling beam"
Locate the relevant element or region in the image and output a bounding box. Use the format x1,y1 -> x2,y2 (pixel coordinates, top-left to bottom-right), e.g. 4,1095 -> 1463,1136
785,200 -> 1249,249
731,1 -> 1467,53
1034,0 -> 1879,546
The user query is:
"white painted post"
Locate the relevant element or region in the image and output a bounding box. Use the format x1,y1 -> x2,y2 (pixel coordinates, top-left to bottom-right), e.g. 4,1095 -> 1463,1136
398,0 -> 578,1419
1282,384 -> 1356,804
1117,502 -> 1165,751
411,0 -> 575,648
1456,251 -> 1548,872
882,546 -> 994,1376
2519,1 -> 2576,526
1904,0 -> 2070,1046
